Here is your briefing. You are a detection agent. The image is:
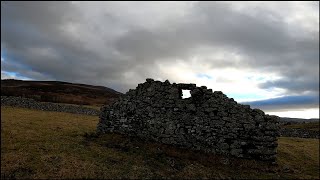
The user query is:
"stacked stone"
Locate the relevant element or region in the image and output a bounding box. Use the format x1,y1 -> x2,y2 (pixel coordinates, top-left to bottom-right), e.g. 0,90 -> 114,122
280,128 -> 319,139
97,78 -> 280,161
1,96 -> 99,116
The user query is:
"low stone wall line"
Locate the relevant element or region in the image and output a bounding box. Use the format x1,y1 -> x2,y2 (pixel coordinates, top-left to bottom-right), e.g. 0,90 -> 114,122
1,96 -> 100,116
280,128 -> 319,139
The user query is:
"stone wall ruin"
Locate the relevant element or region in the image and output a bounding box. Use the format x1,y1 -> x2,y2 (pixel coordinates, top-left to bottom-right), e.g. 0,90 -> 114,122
97,78 -> 280,161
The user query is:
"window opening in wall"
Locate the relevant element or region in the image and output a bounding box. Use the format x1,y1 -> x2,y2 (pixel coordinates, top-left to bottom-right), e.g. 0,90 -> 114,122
182,89 -> 191,99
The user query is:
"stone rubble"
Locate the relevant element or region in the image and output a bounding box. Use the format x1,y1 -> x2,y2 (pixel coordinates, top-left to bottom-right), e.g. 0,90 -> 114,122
97,78 -> 280,161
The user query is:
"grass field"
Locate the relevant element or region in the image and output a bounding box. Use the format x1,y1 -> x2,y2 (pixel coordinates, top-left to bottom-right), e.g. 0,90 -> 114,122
283,122 -> 319,132
1,106 -> 319,179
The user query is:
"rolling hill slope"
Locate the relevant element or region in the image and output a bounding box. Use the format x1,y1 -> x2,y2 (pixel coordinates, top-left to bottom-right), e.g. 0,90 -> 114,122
1,79 -> 122,106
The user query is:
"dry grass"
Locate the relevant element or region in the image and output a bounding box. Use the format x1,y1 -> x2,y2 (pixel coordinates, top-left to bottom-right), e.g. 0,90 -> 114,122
277,137 -> 319,179
1,106 -> 319,179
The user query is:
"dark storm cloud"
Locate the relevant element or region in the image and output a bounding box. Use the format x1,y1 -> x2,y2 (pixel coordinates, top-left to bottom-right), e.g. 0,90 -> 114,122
1,1 -> 138,91
113,2 -> 319,94
1,1 -> 319,100
259,77 -> 319,94
243,94 -> 319,111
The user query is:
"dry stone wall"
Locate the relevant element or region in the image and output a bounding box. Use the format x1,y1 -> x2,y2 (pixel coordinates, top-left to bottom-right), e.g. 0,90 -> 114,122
97,79 -> 280,161
280,128 -> 319,139
1,96 -> 99,116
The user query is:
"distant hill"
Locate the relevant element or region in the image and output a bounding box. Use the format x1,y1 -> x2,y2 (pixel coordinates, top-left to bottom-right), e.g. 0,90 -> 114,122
1,79 -> 122,106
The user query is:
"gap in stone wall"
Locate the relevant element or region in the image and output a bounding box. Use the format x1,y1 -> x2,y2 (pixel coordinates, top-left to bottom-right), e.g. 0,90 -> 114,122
181,89 -> 191,99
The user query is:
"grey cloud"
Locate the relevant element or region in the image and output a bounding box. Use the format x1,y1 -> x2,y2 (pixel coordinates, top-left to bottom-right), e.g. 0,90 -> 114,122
259,77 -> 319,94
1,2 -> 138,91
113,2 -> 319,92
1,1 -> 319,96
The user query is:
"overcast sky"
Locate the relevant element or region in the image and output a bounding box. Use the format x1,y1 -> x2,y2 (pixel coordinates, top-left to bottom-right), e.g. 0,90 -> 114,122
1,1 -> 319,118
